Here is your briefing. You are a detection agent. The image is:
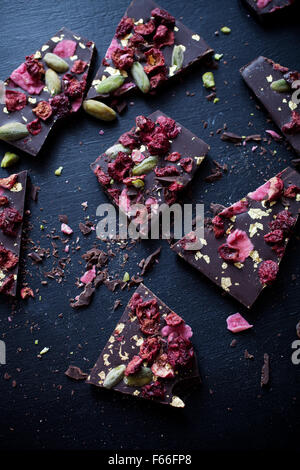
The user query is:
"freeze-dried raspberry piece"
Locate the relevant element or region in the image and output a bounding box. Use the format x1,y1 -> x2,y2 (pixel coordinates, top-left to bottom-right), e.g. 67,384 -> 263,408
164,188 -> 178,205
167,336 -> 194,368
115,16 -> 134,38
20,287 -> 34,299
212,215 -> 225,239
153,24 -> 175,47
144,48 -> 165,74
63,75 -> 82,99
150,70 -> 167,90
49,93 -> 71,118
53,39 -> 77,58
134,20 -> 155,36
119,130 -> 139,149
25,55 -> 45,79
284,185 -> 300,198
282,111 -> 300,135
0,245 -> 18,270
33,101 -> 52,121
151,7 -> 175,27
168,182 -> 184,192
111,47 -> 134,70
156,115 -> 181,139
219,229 -> 253,263
107,188 -> 120,204
154,165 -> 180,177
128,33 -> 145,48
147,131 -> 170,155
136,299 -> 160,335
219,199 -> 249,218
165,152 -> 181,162
107,152 -> 133,182
27,118 -> 42,136
136,115 -> 155,134
94,167 -> 111,186
226,313 -> 253,333
0,274 -> 15,295
130,292 -> 144,312
139,337 -> 160,363
10,62 -> 44,94
258,260 -> 279,285
218,244 -> 240,263
5,90 -> 27,112
0,207 -> 22,237
71,60 -> 87,74
165,312 -> 183,326
179,231 -> 198,250
125,355 -> 143,376
264,229 -> 284,244
269,210 -> 296,233
0,174 -> 17,190
180,157 -> 193,173
141,380 -> 165,400
151,353 -> 174,378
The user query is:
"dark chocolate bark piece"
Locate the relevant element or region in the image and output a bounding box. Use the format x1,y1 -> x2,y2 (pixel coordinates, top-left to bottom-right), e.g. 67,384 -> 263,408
86,283 -> 200,408
0,171 -> 28,296
241,56 -> 300,155
0,27 -> 95,157
242,0 -> 295,20
86,0 -> 213,108
172,167 -> 300,309
91,110 -> 208,231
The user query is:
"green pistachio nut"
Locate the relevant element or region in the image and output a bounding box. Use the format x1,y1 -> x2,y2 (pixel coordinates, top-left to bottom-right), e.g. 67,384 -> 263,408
171,45 -> 184,72
45,68 -> 61,96
270,79 -> 291,93
131,62 -> 150,94
123,367 -> 153,387
132,156 -> 158,176
105,143 -> 130,159
103,365 -> 126,389
0,122 -> 29,141
96,75 -> 125,94
44,53 -> 69,73
123,272 -> 130,282
1,152 -> 20,168
83,100 -> 117,121
202,72 -> 215,89
131,178 -> 144,189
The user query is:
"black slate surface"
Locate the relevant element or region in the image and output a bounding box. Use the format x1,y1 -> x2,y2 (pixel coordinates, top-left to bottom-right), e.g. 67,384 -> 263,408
0,0 -> 299,453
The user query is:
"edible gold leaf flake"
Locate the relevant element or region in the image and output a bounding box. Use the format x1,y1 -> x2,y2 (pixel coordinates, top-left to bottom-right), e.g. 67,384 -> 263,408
234,262 -> 243,269
221,277 -> 232,291
289,100 -> 297,111
222,262 -> 228,269
79,42 -> 86,49
103,354 -> 110,366
10,183 -> 22,192
133,390 -> 140,396
171,396 -> 185,408
248,208 -> 269,220
249,222 -> 263,237
119,344 -> 129,361
195,156 -> 205,165
192,34 -> 200,41
266,75 -> 273,83
51,36 -> 61,43
70,55 -> 78,61
249,249 -> 261,264
203,255 -> 210,264
296,194 -> 300,202
41,45 -> 49,52
99,371 -> 106,380
115,323 -> 125,334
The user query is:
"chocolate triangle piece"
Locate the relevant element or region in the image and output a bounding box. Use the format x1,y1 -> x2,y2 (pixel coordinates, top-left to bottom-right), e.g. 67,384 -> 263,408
86,0 -> 213,109
241,56 -> 300,155
0,171 -> 28,297
172,167 -> 300,308
86,283 -> 200,408
0,27 -> 95,156
242,0 -> 296,21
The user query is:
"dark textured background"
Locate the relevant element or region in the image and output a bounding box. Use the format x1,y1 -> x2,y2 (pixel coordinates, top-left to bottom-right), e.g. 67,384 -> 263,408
0,0 -> 299,452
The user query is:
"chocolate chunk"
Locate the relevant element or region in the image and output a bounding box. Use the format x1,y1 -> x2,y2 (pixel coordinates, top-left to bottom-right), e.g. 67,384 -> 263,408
140,247 -> 161,275
70,283 -> 95,309
261,353 -> 270,387
65,365 -> 88,381
79,222 -> 92,236
221,132 -> 243,143
59,214 -> 68,224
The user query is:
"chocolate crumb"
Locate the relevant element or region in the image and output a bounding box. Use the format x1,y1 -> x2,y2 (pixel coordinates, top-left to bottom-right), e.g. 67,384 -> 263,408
65,365 -> 88,381
261,353 -> 270,387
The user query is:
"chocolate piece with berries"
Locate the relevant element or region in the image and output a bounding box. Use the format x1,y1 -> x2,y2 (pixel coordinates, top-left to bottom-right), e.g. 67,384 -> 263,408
85,0 -> 213,115
172,167 -> 300,308
86,283 -> 200,407
0,171 -> 28,296
0,27 -> 95,156
91,110 -> 208,232
241,56 -> 300,155
242,0 -> 295,21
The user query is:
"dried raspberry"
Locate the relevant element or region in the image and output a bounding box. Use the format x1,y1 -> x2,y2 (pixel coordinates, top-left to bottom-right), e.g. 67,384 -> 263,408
0,245 -> 18,270
107,152 -> 133,182
219,200 -> 249,218
167,336 -> 194,368
25,55 -> 45,79
180,157 -> 193,173
168,182 -> 184,192
95,167 -> 111,186
151,7 -> 175,27
156,115 -> 180,139
284,185 -> 300,198
272,244 -> 285,258
268,176 -> 284,202
282,111 -> 300,135
154,165 -> 180,177
5,90 -> 27,112
165,312 -> 183,326
128,33 -> 145,48
107,188 -> 120,204
0,174 -> 17,190
151,353 -> 174,378
130,292 -> 144,312
144,48 -> 165,74
0,197 -> 8,206
111,47 -> 134,70
269,210 -> 296,233
20,287 -> 34,299
119,130 -> 139,149
125,355 -> 143,376
147,131 -> 170,155
0,207 -> 22,237
179,231 -> 198,250
136,299 -> 160,335
164,188 -> 178,205
218,244 -> 240,263
264,229 -> 284,244
212,215 -> 225,239
33,101 -> 52,121
27,118 -> 42,136
165,152 -> 181,162
150,70 -> 167,90
63,75 -> 82,99
258,260 -> 279,285
141,380 -> 165,400
139,337 -> 160,363
49,93 -> 71,118
134,20 -> 155,36
0,274 -> 15,295
71,60 -> 87,74
136,115 -> 155,134
153,24 -> 175,47
115,16 -> 134,38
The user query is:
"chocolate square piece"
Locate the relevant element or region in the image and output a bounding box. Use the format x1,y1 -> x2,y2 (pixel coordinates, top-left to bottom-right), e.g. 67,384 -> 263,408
91,110 -> 209,231
86,0 -> 213,109
242,0 -> 295,20
0,27 -> 95,156
87,283 -> 200,408
0,171 -> 28,296
241,56 -> 300,155
172,167 -> 300,308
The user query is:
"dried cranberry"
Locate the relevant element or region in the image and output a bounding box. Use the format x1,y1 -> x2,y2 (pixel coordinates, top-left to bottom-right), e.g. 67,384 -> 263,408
153,25 -> 175,47
139,337 -> 160,363
27,118 -> 42,136
0,245 -> 18,270
111,47 -> 134,70
141,380 -> 165,400
180,158 -> 193,173
165,312 -> 183,326
144,48 -> 165,74
0,207 -> 22,237
71,60 -> 87,74
264,229 -> 284,244
156,115 -> 180,139
165,152 -> 181,162
0,174 -> 17,190
95,167 -> 111,186
218,244 -> 240,263
258,260 -> 279,285
151,7 -> 175,27
49,93 -> 71,118
119,130 -> 139,149
5,90 -> 27,112
284,185 -> 300,198
147,131 -> 170,155
0,274 -> 15,295
134,20 -> 155,36
125,355 -> 143,376
154,166 -> 180,177
136,299 -> 160,335
107,152 -> 133,182
63,75 -> 82,99
150,70 -> 167,90
25,55 -> 45,79
115,16 -> 134,38
33,101 -> 52,121
269,210 -> 296,233
167,336 -> 194,368
282,111 -> 300,135
212,215 -> 225,239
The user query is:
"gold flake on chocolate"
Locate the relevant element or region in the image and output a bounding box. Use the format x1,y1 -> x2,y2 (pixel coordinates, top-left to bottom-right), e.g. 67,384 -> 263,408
192,34 -> 200,41
171,396 -> 185,407
248,208 -> 269,220
221,277 -> 232,292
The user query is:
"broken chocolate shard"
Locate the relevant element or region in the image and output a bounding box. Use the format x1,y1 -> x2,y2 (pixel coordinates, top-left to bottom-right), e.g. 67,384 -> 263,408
86,283 -> 200,408
79,222 -> 92,236
86,0 -> 213,110
70,283 -> 95,309
0,27 -> 95,157
241,56 -> 300,155
65,365 -> 88,381
261,353 -> 270,387
0,171 -> 28,297
172,167 -> 300,309
140,247 -> 161,275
